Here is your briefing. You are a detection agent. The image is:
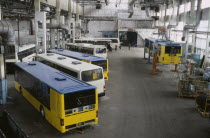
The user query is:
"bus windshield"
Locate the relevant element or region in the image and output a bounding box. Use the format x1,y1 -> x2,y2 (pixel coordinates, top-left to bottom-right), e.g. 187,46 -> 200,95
82,69 -> 103,81
111,39 -> 118,43
96,48 -> 106,54
81,47 -> 94,55
68,45 -> 79,52
64,90 -> 95,110
18,47 -> 36,60
92,60 -> 107,72
5,53 -> 16,59
165,46 -> 181,54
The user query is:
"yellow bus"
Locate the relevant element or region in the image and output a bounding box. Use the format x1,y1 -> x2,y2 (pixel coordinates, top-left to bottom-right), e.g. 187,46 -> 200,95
157,42 -> 182,64
144,38 -> 172,61
14,61 -> 98,133
48,49 -> 109,80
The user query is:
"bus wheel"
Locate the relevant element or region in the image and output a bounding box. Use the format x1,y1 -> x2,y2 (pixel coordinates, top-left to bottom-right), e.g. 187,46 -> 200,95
19,86 -> 22,94
40,106 -> 45,118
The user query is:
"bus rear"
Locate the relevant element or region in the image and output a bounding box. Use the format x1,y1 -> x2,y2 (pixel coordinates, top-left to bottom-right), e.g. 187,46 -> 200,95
63,89 -> 98,131
158,43 -> 182,64
53,88 -> 98,133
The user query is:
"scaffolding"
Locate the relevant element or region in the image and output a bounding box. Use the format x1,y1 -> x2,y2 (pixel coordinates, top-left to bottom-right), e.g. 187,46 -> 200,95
177,60 -> 208,98
178,74 -> 208,98
195,90 -> 210,117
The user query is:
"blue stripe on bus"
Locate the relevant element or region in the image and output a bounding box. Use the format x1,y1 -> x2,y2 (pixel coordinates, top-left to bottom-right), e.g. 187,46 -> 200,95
145,38 -> 172,43
15,61 -> 96,94
157,42 -> 182,47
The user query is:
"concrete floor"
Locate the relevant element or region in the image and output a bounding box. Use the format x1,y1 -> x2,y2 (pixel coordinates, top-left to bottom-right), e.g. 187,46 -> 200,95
1,47 -> 210,138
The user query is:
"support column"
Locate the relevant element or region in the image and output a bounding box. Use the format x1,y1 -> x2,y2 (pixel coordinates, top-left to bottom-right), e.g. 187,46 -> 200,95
56,0 -> 61,48
183,1 -> 189,63
56,0 -> 61,23
0,4 -> 1,19
68,0 -> 75,43
205,9 -> 210,68
0,3 -> 7,105
50,19 -> 56,49
0,52 -> 7,105
34,0 -> 47,54
76,3 -> 81,38
34,0 -> 40,12
76,3 -> 80,25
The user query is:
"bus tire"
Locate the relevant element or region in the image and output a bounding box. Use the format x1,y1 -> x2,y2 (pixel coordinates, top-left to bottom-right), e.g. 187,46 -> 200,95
40,106 -> 45,118
19,86 -> 22,94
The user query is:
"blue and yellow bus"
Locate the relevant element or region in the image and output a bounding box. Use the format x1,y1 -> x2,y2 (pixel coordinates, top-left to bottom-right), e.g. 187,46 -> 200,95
48,49 -> 109,80
14,61 -> 98,133
144,38 -> 172,58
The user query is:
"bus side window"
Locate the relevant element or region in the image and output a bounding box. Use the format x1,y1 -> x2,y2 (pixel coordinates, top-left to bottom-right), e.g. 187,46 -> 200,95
96,48 -> 106,53
76,46 -> 79,52
14,68 -> 20,81
39,82 -> 50,110
57,65 -> 78,78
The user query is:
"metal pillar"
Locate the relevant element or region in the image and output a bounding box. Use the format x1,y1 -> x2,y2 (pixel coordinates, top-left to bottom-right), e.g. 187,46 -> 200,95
205,9 -> 210,68
60,16 -> 65,49
0,4 -> 1,19
50,19 -> 56,49
56,0 -> 61,48
0,51 -> 7,105
183,1 -> 189,63
34,0 -> 40,12
34,0 -> 47,53
35,12 -> 47,54
56,0 -> 61,23
68,0 -> 75,43
0,3 -> 7,105
76,3 -> 80,25
76,3 -> 81,38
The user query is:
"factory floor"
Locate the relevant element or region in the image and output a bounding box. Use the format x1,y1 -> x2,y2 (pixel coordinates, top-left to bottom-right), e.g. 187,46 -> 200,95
1,47 -> 210,138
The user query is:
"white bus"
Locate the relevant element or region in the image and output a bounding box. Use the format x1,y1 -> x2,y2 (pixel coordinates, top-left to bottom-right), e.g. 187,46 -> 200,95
75,39 -> 112,51
6,44 -> 36,73
6,44 -> 36,63
37,53 -> 106,97
75,38 -> 120,50
66,43 -> 107,58
94,38 -> 120,50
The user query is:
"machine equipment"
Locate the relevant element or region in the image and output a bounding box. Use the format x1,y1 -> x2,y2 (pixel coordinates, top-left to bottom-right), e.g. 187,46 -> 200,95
195,67 -> 210,117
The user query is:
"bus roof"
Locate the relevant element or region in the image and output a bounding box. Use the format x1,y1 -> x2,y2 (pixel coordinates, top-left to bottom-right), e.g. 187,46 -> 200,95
48,49 -> 107,62
66,43 -> 92,47
75,38 -> 94,40
66,43 -> 93,47
145,38 -> 172,43
66,43 -> 107,49
37,53 -> 103,72
15,61 -> 96,94
94,38 -> 118,40
19,44 -> 35,52
93,39 -> 112,42
157,42 -> 181,47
